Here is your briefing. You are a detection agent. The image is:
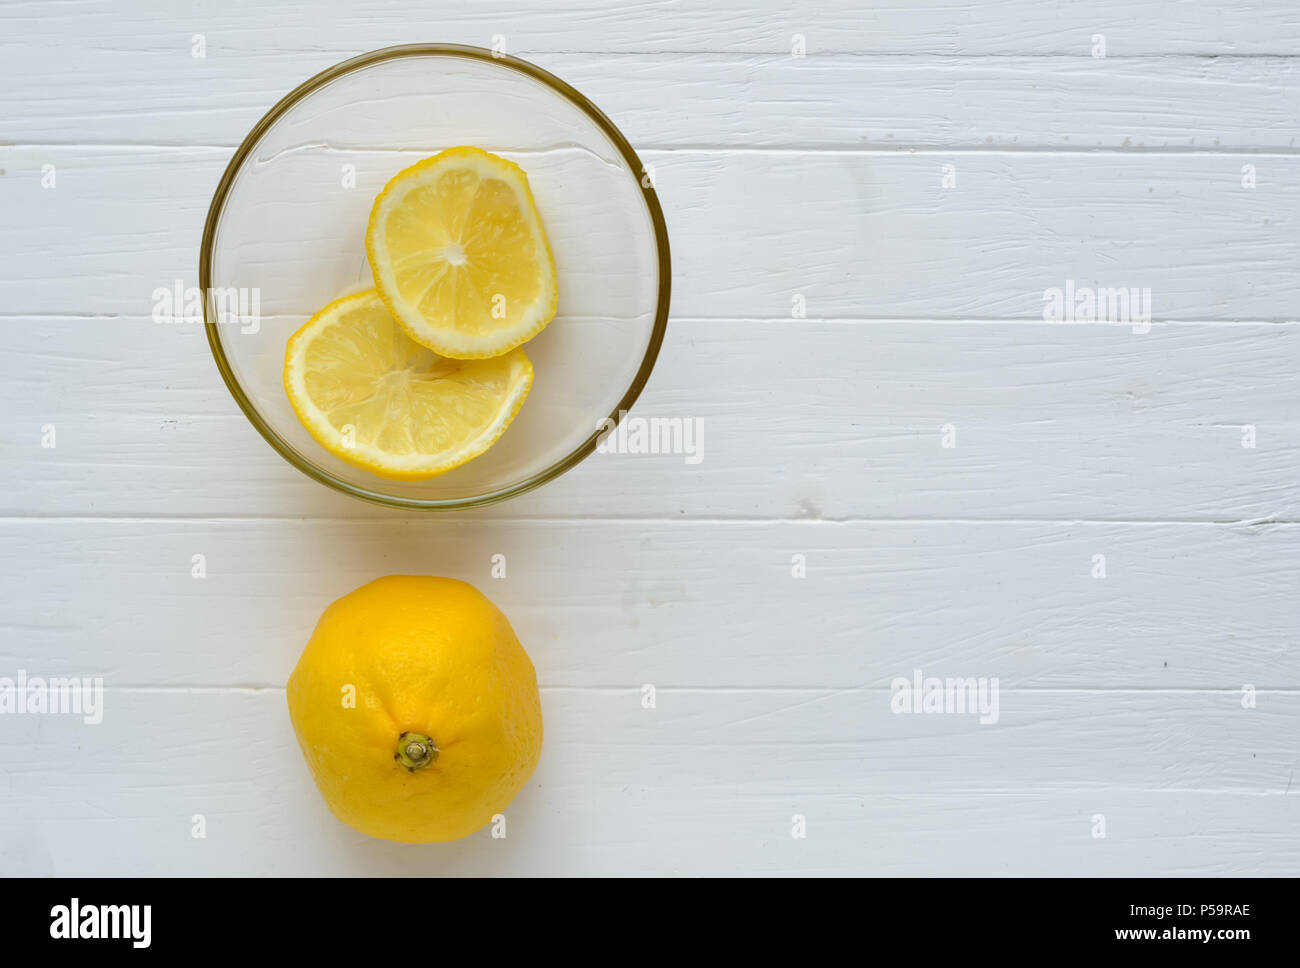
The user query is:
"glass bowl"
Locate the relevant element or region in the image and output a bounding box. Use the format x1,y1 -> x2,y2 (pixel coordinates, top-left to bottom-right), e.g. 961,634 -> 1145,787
201,44 -> 670,510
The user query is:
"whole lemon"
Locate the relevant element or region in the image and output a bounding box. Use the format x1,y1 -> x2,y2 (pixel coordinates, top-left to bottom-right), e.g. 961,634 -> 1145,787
286,576 -> 543,843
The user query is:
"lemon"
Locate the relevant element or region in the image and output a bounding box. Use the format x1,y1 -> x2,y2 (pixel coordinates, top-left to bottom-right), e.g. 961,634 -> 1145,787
283,289 -> 532,480
286,576 -> 544,843
365,146 -> 558,359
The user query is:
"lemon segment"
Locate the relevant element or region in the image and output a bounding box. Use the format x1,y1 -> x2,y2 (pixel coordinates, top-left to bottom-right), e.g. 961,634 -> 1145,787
283,289 -> 532,480
365,146 -> 558,359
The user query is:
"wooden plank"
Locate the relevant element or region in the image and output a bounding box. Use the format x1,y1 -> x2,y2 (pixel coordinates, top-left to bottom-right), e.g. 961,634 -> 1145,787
0,689 -> 1295,874
2,518 -> 1296,688
1,0 -> 1296,56
4,319 -> 1297,519
3,52 -> 1297,150
2,147 -> 1295,319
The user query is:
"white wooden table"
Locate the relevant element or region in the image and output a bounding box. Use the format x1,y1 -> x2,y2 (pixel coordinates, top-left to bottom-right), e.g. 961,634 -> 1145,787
2,0 -> 1298,875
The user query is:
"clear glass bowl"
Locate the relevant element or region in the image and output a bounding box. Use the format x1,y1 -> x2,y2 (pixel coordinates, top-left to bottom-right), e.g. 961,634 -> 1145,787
201,44 -> 670,510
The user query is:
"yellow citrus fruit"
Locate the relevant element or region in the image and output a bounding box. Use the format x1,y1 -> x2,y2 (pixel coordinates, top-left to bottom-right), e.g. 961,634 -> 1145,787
283,289 -> 532,480
365,146 -> 558,359
286,576 -> 544,843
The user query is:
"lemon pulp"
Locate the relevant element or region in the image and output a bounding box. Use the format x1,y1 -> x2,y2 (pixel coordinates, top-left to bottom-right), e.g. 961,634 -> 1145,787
366,146 -> 558,359
283,289 -> 532,480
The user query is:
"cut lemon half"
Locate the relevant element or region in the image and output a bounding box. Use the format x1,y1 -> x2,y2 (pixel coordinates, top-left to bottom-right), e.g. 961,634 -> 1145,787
284,289 -> 533,481
365,146 -> 558,359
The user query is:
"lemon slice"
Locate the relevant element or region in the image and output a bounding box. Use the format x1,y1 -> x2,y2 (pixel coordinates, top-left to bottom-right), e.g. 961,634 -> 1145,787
365,146 -> 558,360
283,289 -> 533,480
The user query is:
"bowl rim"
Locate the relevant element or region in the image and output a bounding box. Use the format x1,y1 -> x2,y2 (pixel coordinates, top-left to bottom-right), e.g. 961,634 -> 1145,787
200,43 -> 671,511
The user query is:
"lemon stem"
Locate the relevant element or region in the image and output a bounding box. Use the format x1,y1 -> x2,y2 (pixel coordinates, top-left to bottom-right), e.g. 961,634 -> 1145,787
396,732 -> 438,772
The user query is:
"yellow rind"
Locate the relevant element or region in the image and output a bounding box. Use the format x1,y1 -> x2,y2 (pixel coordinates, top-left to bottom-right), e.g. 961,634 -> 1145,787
286,576 -> 544,843
283,289 -> 533,481
364,146 -> 559,360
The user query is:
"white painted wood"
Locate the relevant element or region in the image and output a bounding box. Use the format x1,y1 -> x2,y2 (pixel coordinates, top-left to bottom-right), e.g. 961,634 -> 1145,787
2,0 -> 1297,56
1,689 -> 1296,875
2,519 -> 1297,689
5,318 -> 1298,519
4,52 -> 1298,150
1,0 -> 1298,876
3,147 -> 1295,319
